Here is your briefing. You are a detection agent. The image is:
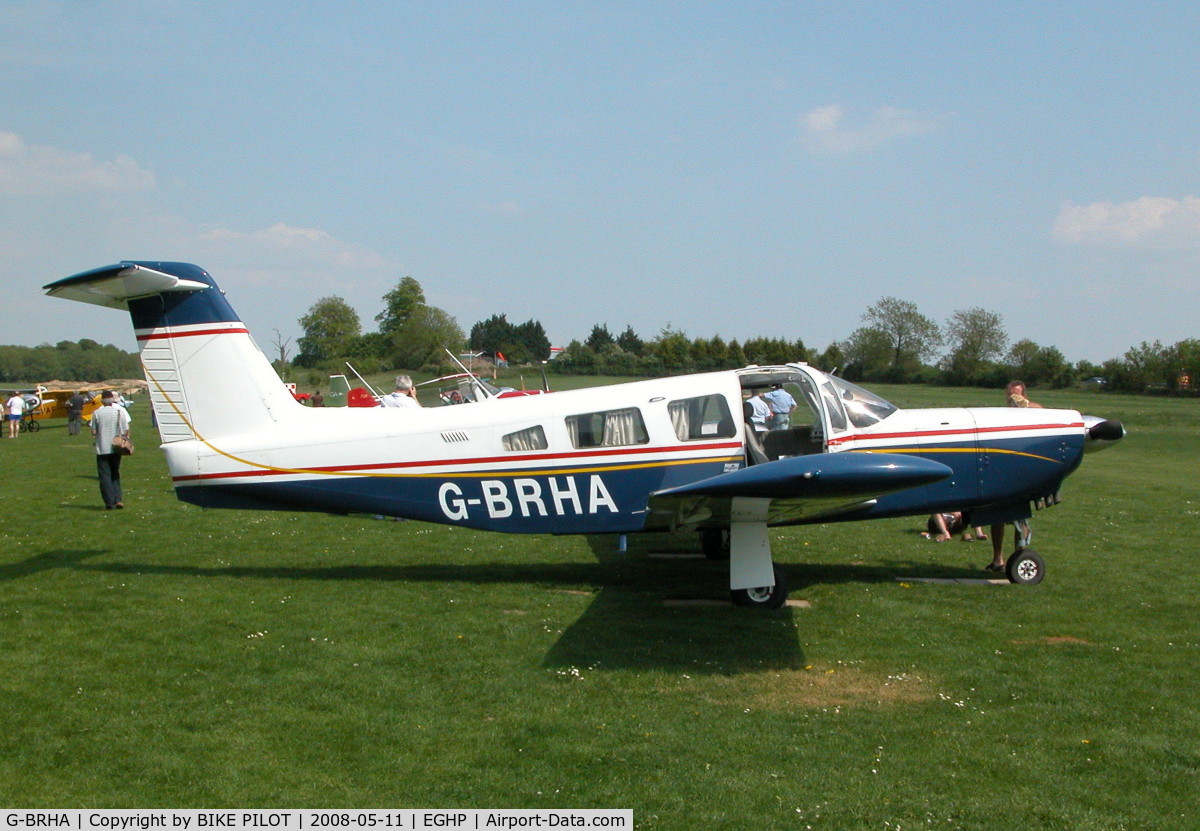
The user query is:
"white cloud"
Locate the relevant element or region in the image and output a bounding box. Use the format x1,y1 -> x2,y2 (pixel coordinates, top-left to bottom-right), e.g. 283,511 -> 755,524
1052,196 -> 1200,248
0,130 -> 156,195
199,222 -> 394,273
800,104 -> 939,154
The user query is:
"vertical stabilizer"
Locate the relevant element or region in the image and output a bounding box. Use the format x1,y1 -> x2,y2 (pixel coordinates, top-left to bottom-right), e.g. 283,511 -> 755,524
45,262 -> 299,443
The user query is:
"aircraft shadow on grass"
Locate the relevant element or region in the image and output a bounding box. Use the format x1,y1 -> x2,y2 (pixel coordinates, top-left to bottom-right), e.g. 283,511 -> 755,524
3,539 -> 989,672
3,542 -> 805,672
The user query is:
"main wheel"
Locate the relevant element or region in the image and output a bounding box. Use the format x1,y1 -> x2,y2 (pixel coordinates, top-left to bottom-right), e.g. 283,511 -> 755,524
24,418 -> 40,433
700,528 -> 730,560
1006,549 -> 1045,585
731,563 -> 789,609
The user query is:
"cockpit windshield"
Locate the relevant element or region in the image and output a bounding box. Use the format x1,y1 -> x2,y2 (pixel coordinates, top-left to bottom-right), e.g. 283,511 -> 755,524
826,376 -> 898,428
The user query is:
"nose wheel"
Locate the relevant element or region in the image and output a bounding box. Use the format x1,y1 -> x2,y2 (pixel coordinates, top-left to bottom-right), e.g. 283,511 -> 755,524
1006,548 -> 1045,585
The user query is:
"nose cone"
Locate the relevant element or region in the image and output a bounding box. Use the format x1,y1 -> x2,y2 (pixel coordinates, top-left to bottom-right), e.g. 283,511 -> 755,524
1083,416 -> 1126,452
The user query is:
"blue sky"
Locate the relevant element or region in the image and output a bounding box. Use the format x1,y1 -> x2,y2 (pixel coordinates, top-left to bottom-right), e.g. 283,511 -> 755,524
3,1 -> 1198,364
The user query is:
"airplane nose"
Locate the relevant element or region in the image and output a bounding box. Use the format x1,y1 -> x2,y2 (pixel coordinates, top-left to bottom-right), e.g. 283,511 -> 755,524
1083,416 -> 1126,452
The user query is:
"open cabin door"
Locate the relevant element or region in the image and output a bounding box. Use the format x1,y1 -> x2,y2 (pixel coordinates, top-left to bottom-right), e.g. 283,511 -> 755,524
737,366 -> 840,462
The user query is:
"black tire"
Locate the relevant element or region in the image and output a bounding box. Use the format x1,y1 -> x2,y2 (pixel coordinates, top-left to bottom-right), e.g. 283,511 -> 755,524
731,563 -> 789,609
700,528 -> 731,560
1006,549 -> 1045,585
24,418 -> 40,433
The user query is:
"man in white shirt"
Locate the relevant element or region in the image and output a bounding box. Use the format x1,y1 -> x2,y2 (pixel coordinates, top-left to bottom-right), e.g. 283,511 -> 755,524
89,391 -> 132,509
743,388 -> 771,434
6,391 -> 25,438
379,375 -> 421,409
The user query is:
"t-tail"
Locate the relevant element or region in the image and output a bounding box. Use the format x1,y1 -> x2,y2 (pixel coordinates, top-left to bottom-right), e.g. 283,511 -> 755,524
44,262 -> 298,444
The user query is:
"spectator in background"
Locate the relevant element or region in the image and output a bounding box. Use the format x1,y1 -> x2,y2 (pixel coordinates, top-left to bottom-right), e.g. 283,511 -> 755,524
1005,380 -> 1043,408
763,383 -> 797,431
6,390 -> 25,438
67,390 -> 89,436
90,391 -> 131,510
380,375 -> 421,408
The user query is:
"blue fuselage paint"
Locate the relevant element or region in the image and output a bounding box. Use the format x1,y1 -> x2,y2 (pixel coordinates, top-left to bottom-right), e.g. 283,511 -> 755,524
176,456 -> 737,534
175,429 -> 1084,534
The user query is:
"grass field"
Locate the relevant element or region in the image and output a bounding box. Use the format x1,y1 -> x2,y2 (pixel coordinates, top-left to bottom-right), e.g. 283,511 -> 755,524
1,385 -> 1197,828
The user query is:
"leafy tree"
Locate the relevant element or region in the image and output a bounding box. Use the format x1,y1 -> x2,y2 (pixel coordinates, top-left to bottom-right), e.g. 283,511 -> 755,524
585,324 -> 615,352
616,325 -> 644,356
818,342 -> 846,374
690,335 -> 727,372
375,277 -> 426,337
468,314 -> 549,363
555,340 -> 596,374
1006,339 -> 1071,388
1074,359 -> 1103,383
345,332 -> 391,372
860,297 -> 942,379
391,305 -> 463,369
1173,339 -> 1200,391
1108,340 -> 1173,392
469,314 -> 514,356
743,337 -> 797,366
943,307 -> 1007,385
839,327 -> 893,381
596,342 -> 639,374
725,339 -> 747,368
513,319 -> 551,362
649,326 -> 691,373
296,296 -> 362,366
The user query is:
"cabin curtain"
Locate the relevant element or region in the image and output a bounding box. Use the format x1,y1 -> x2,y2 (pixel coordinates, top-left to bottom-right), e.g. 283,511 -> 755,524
602,408 -> 642,446
667,400 -> 691,440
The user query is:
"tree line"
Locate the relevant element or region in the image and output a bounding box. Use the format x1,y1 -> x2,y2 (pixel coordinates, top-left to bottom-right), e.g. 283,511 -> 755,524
7,281 -> 1195,396
0,339 -> 142,384
293,280 -> 1196,394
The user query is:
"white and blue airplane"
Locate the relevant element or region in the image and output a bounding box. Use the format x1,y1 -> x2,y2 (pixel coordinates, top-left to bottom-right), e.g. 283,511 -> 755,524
45,261 -> 1125,608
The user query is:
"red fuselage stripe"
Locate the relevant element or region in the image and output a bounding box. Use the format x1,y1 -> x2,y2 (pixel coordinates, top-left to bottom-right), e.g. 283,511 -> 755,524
172,441 -> 745,483
137,327 -> 249,342
825,422 -> 1082,446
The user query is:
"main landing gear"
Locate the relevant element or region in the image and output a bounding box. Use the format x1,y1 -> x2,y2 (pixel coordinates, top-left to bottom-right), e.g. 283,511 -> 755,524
731,563 -> 790,609
709,499 -> 791,610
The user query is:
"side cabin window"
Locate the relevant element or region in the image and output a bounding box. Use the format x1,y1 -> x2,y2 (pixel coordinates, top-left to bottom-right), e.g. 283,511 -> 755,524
668,394 -> 736,441
565,407 -> 649,448
502,425 -> 548,451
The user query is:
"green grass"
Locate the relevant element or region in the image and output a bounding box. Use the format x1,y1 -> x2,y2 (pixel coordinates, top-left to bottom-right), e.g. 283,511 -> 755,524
2,388 -> 1198,828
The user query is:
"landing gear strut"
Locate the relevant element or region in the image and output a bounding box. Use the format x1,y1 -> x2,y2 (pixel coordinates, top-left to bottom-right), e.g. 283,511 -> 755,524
725,499 -> 790,609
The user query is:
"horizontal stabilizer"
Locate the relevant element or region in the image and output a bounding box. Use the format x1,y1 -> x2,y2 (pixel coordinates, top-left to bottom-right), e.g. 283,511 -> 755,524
43,262 -> 208,310
654,452 -> 952,501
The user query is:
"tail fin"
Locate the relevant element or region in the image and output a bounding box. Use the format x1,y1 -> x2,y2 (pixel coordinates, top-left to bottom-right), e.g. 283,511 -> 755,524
45,262 -> 298,443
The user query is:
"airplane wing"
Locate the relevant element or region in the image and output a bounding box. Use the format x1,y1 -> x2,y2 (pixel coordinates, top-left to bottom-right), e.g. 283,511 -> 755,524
43,262 -> 208,310
648,452 -> 953,528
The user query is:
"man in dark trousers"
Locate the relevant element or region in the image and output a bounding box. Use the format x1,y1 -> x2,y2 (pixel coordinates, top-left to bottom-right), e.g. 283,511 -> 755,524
89,391 -> 131,509
67,390 -> 89,436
